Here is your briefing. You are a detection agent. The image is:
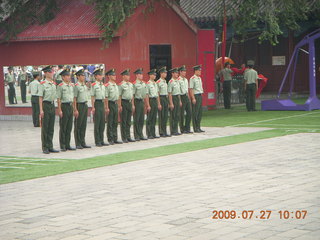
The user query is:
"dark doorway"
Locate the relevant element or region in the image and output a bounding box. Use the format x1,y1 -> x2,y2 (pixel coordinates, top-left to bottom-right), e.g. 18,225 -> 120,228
149,45 -> 172,80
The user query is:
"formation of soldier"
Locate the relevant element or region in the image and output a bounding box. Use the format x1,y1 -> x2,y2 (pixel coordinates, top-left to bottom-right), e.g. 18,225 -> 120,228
35,64 -> 204,154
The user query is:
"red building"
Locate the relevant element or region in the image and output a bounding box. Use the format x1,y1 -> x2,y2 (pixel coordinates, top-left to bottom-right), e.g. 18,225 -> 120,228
0,0 -> 215,116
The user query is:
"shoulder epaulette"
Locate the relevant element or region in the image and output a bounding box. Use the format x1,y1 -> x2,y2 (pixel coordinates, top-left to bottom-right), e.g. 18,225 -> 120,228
104,83 -> 109,87
59,82 -> 64,86
53,82 -> 57,85
169,79 -> 173,83
156,80 -> 161,84
91,82 -> 96,86
119,81 -> 124,86
75,83 -> 79,86
133,80 -> 137,84
40,81 -> 46,84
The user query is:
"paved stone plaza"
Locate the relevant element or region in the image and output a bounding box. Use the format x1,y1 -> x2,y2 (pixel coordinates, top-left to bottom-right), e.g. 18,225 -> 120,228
0,121 -> 319,240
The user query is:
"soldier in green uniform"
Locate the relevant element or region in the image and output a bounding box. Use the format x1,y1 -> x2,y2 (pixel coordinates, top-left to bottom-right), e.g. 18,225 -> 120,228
19,67 -> 29,103
91,68 -> 108,147
29,71 -> 41,127
189,65 -> 205,133
168,67 -> 182,136
178,65 -> 192,133
118,69 -> 135,143
219,62 -> 234,109
244,60 -> 259,111
73,69 -> 91,149
5,66 -> 16,104
105,68 -> 122,145
54,65 -> 64,85
146,69 -> 161,139
156,66 -> 170,137
133,68 -> 149,141
39,65 -> 59,154
57,69 -> 76,152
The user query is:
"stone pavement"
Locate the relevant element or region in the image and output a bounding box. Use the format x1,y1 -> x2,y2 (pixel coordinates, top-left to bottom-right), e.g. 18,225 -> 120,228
0,121 -> 270,159
0,132 -> 319,240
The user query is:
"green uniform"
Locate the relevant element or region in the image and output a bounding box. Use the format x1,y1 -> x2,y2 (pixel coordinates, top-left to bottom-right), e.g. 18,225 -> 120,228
220,68 -> 233,109
168,78 -> 181,135
189,75 -> 203,132
105,82 -> 119,143
133,79 -> 147,140
5,72 -> 16,104
39,79 -> 57,152
57,82 -> 74,150
244,68 -> 258,111
54,69 -> 63,85
19,73 -> 28,103
179,77 -> 192,133
74,82 -> 89,147
146,80 -> 159,138
91,81 -> 106,145
119,81 -> 134,142
156,78 -> 169,136
29,79 -> 41,127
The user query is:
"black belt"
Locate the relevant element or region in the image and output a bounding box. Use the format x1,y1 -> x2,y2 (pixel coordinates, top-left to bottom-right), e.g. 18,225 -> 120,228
195,93 -> 202,96
122,99 -> 131,102
43,101 -> 54,104
180,94 -> 187,97
62,102 -> 72,105
160,95 -> 168,97
108,100 -> 116,103
149,97 -> 157,99
135,98 -> 143,101
77,102 -> 87,104
31,95 -> 39,97
95,100 -> 103,102
247,83 -> 256,85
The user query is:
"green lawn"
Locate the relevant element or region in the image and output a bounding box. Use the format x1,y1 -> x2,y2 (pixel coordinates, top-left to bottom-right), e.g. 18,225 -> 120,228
1,102 -> 319,184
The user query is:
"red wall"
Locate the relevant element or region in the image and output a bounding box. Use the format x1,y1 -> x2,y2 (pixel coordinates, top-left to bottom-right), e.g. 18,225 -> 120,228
0,1 -> 198,115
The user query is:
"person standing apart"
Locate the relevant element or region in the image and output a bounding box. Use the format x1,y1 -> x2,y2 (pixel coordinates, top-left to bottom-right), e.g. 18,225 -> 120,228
5,66 -> 16,104
189,65 -> 205,133
133,68 -> 149,141
178,65 -> 192,134
219,62 -> 234,109
19,67 -> 28,103
244,60 -> 259,111
157,67 -> 170,137
118,69 -> 135,143
91,68 -> 108,147
39,65 -> 59,154
29,71 -> 41,127
168,67 -> 182,136
73,69 -> 91,149
146,69 -> 161,139
105,68 -> 122,145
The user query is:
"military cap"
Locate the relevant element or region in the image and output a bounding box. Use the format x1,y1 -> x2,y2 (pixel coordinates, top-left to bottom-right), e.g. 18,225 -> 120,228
178,65 -> 187,71
93,68 -> 103,75
169,67 -> 179,73
42,65 -> 53,72
58,65 -> 64,68
247,60 -> 255,66
158,66 -> 167,73
75,69 -> 85,76
8,66 -> 13,70
133,68 -> 143,74
32,71 -> 40,78
106,68 -> 116,76
120,69 -> 130,76
148,69 -> 157,75
192,65 -> 202,71
59,69 -> 70,76
224,62 -> 230,67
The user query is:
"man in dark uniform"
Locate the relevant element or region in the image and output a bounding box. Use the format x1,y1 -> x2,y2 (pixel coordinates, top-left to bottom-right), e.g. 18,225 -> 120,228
133,68 -> 149,141
19,67 -> 28,103
39,65 -> 59,154
29,71 -> 41,127
219,62 -> 234,109
244,60 -> 259,111
105,68 -> 122,145
118,69 -> 135,143
57,69 -> 76,151
156,66 -> 170,137
5,66 -> 16,104
146,69 -> 161,139
73,69 -> 91,149
178,65 -> 192,133
91,68 -> 108,147
168,67 -> 182,136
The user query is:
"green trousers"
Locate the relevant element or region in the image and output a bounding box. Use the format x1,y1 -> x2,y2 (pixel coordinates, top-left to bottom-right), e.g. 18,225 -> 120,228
59,103 -> 73,149
170,95 -> 180,134
20,80 -> 27,103
74,103 -> 88,147
223,80 -> 231,109
146,98 -> 158,138
31,96 -> 40,127
192,94 -> 202,131
120,99 -> 132,141
8,82 -> 16,104
134,99 -> 144,140
180,94 -> 191,132
94,100 -> 105,145
41,102 -> 55,151
158,96 -> 168,136
107,101 -> 119,142
246,83 -> 256,111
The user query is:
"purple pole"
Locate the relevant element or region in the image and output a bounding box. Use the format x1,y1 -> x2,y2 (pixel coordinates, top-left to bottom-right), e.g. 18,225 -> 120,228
289,52 -> 299,98
308,40 -> 316,97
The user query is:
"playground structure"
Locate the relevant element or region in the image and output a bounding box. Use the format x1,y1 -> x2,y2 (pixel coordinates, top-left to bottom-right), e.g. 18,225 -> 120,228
261,28 -> 320,111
